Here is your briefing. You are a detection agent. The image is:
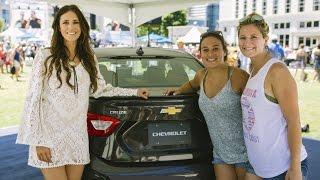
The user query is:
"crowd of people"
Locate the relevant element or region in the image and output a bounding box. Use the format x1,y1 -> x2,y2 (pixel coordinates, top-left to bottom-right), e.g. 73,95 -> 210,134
0,3 -> 314,180
172,34 -> 320,84
0,41 -> 39,84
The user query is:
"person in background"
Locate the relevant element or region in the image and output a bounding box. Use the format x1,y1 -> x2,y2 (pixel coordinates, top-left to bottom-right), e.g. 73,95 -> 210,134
295,44 -> 308,81
0,43 -> 5,89
165,31 -> 250,180
28,11 -> 41,28
237,12 -> 308,180
0,43 -> 5,74
268,38 -> 285,60
15,11 -> 28,28
11,45 -> 23,81
284,45 -> 293,60
177,39 -> 187,52
16,5 -> 149,180
312,44 -> 320,82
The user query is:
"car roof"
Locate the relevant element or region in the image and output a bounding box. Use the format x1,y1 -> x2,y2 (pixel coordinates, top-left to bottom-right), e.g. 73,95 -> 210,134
94,47 -> 195,59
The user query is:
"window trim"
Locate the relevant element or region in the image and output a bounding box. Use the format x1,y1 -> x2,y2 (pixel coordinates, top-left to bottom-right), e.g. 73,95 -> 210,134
298,0 -> 305,12
262,0 -> 267,15
285,0 -> 291,13
313,0 -> 320,11
273,0 -> 279,14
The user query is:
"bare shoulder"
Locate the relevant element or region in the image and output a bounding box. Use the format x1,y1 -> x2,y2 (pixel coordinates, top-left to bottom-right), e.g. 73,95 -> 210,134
232,67 -> 249,82
267,62 -> 296,90
269,62 -> 291,79
194,68 -> 206,80
231,67 -> 249,93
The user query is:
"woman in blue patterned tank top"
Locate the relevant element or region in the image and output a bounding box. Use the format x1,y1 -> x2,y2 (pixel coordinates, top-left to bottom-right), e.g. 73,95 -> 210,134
165,31 -> 250,180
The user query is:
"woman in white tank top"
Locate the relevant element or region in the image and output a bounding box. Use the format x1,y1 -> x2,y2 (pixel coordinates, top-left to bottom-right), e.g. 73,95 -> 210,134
237,13 -> 308,180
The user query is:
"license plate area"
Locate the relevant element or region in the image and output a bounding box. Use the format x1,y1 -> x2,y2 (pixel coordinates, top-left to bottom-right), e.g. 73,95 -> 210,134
148,121 -> 191,146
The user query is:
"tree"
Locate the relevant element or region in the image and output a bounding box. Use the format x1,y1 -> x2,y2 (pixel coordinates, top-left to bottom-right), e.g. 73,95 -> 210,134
161,10 -> 187,36
137,17 -> 162,37
0,18 -> 4,32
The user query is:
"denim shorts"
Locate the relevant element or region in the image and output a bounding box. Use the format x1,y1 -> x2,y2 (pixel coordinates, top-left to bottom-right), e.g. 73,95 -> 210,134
212,157 -> 250,169
246,158 -> 309,180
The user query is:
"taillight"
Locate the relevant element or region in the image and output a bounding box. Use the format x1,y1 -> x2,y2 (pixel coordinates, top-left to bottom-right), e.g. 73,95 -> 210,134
87,112 -> 120,137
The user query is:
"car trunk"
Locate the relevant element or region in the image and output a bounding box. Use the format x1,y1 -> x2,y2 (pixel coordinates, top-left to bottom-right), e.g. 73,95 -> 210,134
87,94 -> 212,164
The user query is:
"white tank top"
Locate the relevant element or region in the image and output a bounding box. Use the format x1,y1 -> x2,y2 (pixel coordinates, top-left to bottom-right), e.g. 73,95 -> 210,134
241,58 -> 307,178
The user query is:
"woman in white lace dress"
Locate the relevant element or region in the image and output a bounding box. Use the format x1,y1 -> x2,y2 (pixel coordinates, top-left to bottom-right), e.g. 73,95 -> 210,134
16,5 -> 149,180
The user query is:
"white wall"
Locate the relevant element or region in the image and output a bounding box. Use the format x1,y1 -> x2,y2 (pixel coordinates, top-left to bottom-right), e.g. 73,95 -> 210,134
218,0 -> 320,48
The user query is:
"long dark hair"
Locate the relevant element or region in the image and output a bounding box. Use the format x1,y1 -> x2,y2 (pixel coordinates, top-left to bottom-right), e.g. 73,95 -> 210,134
44,4 -> 98,92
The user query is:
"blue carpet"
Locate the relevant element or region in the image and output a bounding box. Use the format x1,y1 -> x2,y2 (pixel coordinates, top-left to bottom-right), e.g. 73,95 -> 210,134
302,138 -> 320,180
0,134 -> 319,180
0,134 -> 42,180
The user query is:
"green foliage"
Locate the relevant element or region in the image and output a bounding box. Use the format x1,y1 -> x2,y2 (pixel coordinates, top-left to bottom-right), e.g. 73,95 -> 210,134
161,10 -> 188,36
136,26 -> 149,36
136,10 -> 187,37
137,17 -> 162,37
136,24 -> 161,37
0,18 -> 4,32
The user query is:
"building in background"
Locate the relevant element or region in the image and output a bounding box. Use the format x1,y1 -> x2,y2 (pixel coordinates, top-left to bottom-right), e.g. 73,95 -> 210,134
206,3 -> 219,31
0,0 -> 10,27
219,0 -> 320,49
188,4 -> 207,27
187,3 -> 220,31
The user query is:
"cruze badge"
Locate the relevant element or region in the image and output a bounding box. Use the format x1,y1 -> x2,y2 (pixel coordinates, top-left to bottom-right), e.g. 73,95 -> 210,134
109,110 -> 127,115
160,107 -> 182,115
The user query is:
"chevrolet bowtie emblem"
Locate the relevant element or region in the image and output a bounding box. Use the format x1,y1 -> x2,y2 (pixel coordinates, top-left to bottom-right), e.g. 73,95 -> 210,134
160,107 -> 182,115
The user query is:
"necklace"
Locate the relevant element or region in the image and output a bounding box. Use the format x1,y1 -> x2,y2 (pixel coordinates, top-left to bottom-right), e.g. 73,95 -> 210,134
250,52 -> 269,78
68,53 -> 77,67
68,53 -> 79,95
249,66 -> 254,79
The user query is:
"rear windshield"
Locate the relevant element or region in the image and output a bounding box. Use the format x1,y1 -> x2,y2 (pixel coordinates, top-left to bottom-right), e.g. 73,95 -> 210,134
98,57 -> 203,88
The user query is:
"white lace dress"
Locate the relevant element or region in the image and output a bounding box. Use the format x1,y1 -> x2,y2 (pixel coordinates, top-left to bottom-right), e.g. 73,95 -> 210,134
16,49 -> 137,168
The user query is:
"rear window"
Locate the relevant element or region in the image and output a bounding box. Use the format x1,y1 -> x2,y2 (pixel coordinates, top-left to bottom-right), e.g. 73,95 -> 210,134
98,57 -> 203,88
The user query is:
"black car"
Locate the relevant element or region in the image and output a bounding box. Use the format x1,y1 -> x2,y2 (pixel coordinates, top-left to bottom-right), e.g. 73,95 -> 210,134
83,47 -> 213,180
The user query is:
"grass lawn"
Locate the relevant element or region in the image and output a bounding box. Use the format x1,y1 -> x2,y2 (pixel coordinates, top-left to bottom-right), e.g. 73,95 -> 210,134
0,65 -> 320,140
0,65 -> 31,129
297,81 -> 320,139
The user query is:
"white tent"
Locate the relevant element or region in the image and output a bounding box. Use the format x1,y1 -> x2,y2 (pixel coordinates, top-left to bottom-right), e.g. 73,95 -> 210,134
0,27 -> 25,37
43,0 -> 219,45
45,0 -> 217,27
181,26 -> 202,43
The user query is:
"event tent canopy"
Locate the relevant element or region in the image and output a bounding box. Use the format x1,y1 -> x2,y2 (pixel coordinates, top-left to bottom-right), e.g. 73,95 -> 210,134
0,27 -> 25,37
43,0 -> 219,45
180,26 -> 202,43
45,0 -> 217,27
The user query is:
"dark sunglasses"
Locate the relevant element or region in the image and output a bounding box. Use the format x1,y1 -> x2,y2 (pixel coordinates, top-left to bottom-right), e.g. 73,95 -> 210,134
200,31 -> 224,40
239,14 -> 263,24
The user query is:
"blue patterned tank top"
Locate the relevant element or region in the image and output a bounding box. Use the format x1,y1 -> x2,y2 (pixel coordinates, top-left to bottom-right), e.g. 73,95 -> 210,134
198,67 -> 248,164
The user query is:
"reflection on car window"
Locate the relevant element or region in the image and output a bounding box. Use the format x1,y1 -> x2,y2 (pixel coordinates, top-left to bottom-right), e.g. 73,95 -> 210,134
98,58 -> 202,87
